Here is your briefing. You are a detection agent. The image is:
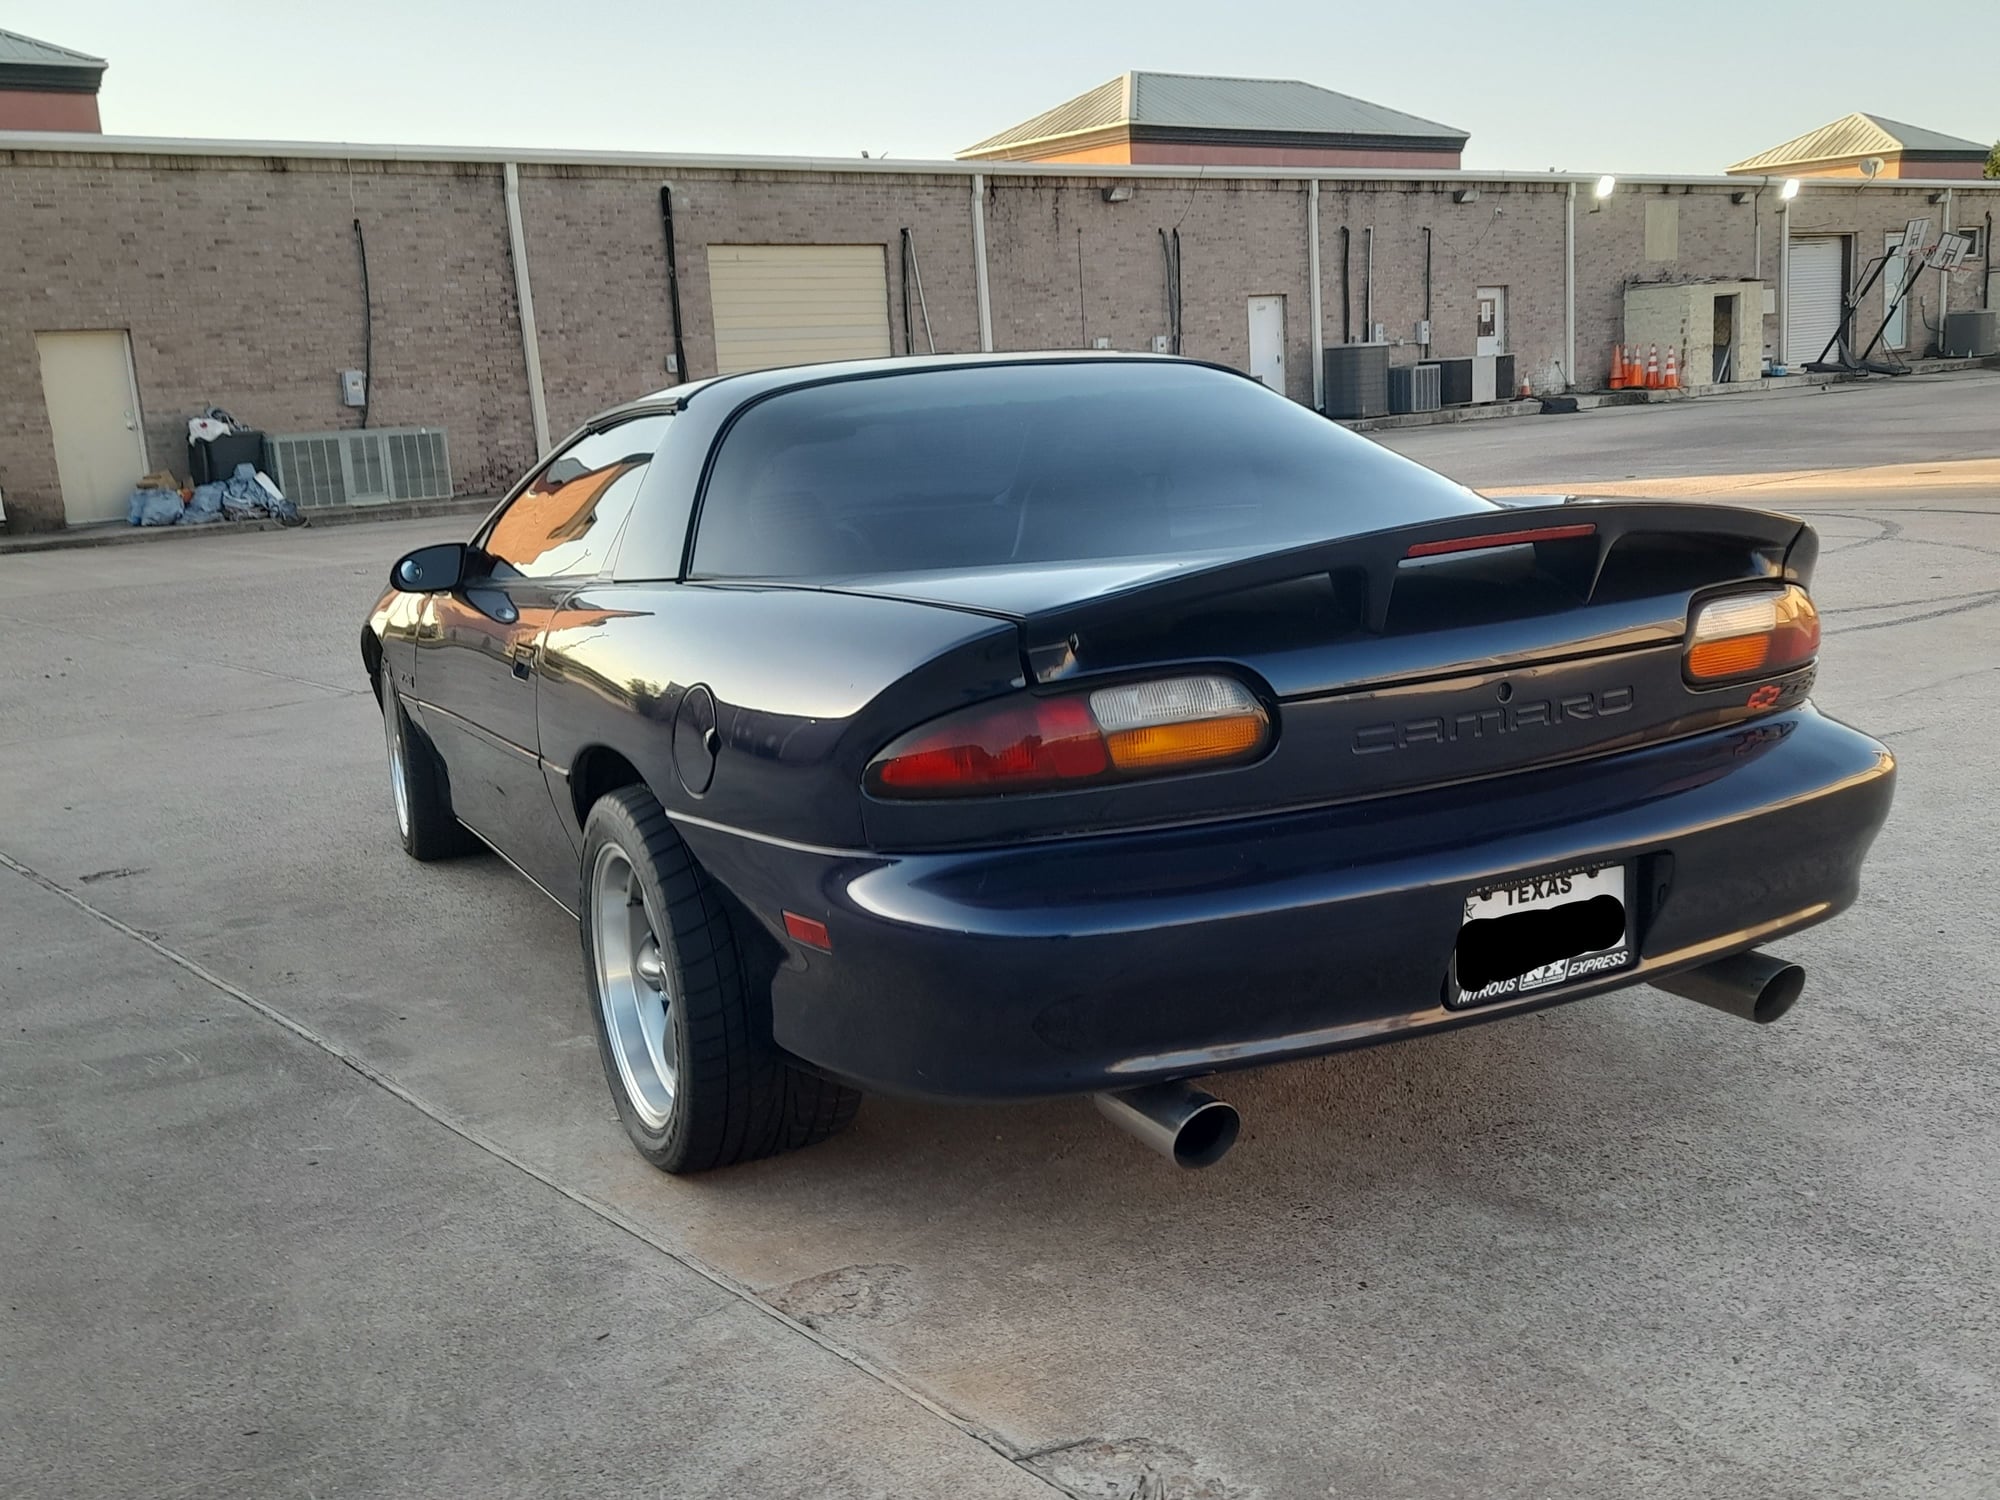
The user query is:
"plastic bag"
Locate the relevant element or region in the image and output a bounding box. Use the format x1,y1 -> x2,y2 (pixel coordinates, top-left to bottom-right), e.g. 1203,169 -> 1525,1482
127,487 -> 184,527
183,483 -> 226,524
250,467 -> 300,524
218,471 -> 265,520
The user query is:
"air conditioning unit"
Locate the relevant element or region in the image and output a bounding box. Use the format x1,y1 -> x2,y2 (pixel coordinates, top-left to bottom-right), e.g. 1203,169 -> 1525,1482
1943,309 -> 1999,358
1388,363 -> 1442,414
265,427 -> 452,509
1323,344 -> 1390,419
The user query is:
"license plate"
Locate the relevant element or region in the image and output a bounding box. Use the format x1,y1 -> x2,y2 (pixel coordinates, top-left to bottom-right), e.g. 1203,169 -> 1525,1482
1449,863 -> 1632,1008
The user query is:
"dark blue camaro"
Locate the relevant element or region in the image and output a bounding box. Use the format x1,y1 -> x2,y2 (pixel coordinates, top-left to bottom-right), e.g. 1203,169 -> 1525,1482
364,355 -> 1894,1172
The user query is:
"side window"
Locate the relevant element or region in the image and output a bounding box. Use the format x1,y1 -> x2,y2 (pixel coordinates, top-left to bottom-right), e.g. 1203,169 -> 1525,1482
483,414 -> 671,580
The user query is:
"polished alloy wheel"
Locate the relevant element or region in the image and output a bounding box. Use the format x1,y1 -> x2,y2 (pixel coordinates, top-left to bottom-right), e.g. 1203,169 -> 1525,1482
384,694 -> 411,839
591,842 -> 677,1129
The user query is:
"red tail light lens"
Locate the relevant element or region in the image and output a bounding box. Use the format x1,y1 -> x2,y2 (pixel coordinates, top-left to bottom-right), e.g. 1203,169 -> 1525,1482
867,675 -> 1270,799
869,696 -> 1109,796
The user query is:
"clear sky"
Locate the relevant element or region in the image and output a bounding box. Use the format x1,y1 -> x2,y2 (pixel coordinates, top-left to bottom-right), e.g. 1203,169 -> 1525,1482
15,0 -> 1997,175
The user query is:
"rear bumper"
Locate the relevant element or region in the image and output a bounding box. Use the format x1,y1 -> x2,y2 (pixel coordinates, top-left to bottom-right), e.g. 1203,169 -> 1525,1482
677,709 -> 1894,1100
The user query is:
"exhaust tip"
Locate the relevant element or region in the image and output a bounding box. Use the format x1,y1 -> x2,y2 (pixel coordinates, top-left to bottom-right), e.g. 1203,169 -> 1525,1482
1654,949 -> 1807,1026
1172,1099 -> 1242,1169
1752,961 -> 1806,1025
1093,1082 -> 1242,1169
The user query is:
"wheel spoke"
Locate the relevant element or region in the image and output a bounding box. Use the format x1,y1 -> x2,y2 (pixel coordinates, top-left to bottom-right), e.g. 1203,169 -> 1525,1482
591,842 -> 678,1130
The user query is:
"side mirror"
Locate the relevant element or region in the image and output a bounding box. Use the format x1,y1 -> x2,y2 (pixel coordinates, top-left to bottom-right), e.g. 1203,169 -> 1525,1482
390,542 -> 472,594
542,456 -> 591,491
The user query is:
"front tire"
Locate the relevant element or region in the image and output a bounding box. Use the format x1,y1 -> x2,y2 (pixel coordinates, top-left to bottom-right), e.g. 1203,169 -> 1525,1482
580,784 -> 860,1174
379,659 -> 479,861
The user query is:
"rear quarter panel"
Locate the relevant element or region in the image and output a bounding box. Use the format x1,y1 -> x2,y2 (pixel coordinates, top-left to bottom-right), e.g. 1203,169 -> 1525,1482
536,583 -> 1023,855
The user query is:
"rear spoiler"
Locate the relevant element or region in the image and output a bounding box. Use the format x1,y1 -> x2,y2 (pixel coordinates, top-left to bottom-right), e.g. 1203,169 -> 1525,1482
1020,499 -> 1812,682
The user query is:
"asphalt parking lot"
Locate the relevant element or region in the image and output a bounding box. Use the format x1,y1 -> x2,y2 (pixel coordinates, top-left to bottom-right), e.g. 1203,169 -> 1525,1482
5,372 -> 1998,1499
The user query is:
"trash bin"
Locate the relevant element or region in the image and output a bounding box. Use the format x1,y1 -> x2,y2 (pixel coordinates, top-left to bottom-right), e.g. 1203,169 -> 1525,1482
189,430 -> 267,486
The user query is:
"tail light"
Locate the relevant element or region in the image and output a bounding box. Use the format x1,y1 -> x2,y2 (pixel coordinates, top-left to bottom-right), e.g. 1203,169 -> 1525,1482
867,674 -> 1270,798
1685,585 -> 1820,684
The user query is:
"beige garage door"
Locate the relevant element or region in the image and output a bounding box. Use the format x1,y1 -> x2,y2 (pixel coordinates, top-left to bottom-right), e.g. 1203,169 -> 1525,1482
706,244 -> 891,375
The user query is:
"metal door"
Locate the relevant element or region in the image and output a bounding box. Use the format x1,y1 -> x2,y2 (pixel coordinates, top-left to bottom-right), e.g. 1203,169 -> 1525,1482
1476,287 -> 1507,356
35,331 -> 148,525
1787,236 -> 1845,365
1247,295 -> 1286,392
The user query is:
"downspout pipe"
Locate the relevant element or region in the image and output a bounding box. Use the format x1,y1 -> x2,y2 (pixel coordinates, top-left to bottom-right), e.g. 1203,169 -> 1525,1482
1564,181 -> 1576,391
503,160 -> 552,458
971,173 -> 994,352
1340,226 -> 1351,343
1940,188 -> 1954,339
1421,225 -> 1433,358
658,185 -> 689,382
1778,195 -> 1792,368
1751,184 -> 1763,283
1362,225 -> 1373,340
1308,180 -> 1324,410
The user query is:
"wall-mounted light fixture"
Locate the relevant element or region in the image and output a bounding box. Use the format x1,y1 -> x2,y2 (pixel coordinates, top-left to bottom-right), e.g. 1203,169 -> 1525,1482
1779,178 -> 1800,201
1102,181 -> 1134,204
1731,191 -> 1751,205
1589,174 -> 1616,212
1452,187 -> 1480,204
1929,191 -> 1949,205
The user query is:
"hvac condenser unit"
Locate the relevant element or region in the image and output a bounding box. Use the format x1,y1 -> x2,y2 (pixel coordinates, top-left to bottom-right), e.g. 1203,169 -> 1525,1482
1323,344 -> 1390,419
1388,363 -> 1442,414
265,427 -> 453,509
1943,309 -> 1999,358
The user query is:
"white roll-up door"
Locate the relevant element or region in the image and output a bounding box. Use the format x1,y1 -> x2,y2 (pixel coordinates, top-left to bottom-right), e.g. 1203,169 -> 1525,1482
1787,237 -> 1845,365
706,244 -> 892,375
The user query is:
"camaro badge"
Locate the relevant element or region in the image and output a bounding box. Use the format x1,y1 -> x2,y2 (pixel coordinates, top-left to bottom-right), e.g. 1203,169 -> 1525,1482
1352,686 -> 1635,755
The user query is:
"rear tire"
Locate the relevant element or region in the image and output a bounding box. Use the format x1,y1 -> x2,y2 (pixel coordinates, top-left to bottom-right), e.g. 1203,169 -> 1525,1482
380,659 -> 479,861
579,784 -> 861,1173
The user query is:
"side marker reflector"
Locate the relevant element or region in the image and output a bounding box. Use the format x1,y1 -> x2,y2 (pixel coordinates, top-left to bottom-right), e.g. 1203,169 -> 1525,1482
783,912 -> 832,951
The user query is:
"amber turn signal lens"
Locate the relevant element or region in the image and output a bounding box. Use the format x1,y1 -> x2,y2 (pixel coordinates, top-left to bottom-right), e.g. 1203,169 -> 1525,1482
1686,633 -> 1772,679
867,675 -> 1272,798
1105,714 -> 1268,770
1685,586 -> 1819,684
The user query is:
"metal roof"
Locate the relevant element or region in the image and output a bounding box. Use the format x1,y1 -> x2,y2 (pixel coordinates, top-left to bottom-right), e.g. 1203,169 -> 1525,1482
1728,112 -> 1988,173
960,71 -> 1465,158
0,28 -> 106,93
0,29 -> 105,68
4,129 -> 1997,192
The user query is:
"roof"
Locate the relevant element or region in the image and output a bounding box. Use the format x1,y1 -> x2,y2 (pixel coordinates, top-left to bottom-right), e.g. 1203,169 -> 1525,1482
960,71 -> 1466,159
0,28 -> 106,92
1,128 -> 1995,191
1728,112 -> 1988,173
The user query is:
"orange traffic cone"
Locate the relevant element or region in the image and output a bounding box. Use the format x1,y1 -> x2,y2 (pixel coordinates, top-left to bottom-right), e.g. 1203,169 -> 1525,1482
1518,371 -> 1533,399
1626,345 -> 1644,388
1646,344 -> 1661,389
1663,346 -> 1680,390
1609,343 -> 1626,389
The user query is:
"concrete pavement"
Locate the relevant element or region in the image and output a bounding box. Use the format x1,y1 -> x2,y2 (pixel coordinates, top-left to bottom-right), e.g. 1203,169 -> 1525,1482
3,375 -> 1999,1498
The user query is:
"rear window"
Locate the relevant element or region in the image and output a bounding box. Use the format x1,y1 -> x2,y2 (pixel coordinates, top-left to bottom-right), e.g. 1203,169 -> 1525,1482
689,361 -> 1477,579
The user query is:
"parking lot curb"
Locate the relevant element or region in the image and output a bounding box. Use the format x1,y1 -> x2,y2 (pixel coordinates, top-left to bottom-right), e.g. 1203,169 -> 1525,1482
0,495 -> 497,556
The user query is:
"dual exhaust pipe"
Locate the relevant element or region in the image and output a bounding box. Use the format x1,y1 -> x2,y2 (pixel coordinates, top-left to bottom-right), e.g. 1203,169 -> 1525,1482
1093,949 -> 1804,1169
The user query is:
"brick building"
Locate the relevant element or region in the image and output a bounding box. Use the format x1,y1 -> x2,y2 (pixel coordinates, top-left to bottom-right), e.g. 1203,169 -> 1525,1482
958,71 -> 1467,170
1,133 -> 1995,531
0,31 -> 104,134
